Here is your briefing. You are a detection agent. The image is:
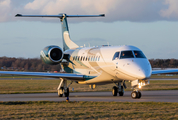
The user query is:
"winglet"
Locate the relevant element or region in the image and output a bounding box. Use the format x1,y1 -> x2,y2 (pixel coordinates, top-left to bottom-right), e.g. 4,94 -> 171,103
15,14 -> 22,17
100,14 -> 105,17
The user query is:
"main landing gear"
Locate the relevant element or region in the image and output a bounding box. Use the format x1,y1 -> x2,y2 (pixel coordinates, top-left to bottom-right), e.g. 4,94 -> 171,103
57,78 -> 72,97
112,82 -> 126,96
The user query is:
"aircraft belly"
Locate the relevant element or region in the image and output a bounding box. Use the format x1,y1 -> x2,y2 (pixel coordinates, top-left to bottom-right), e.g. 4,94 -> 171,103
84,71 -> 116,84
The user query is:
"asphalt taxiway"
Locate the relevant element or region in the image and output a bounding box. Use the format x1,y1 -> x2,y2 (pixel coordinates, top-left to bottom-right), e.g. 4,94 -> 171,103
1,90 -> 178,102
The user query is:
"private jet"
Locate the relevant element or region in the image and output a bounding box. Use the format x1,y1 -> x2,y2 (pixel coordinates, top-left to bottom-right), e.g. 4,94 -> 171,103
0,13 -> 178,99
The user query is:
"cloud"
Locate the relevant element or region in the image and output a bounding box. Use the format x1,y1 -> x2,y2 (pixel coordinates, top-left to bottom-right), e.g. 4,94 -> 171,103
160,0 -> 178,19
0,0 -> 178,23
0,0 -> 11,22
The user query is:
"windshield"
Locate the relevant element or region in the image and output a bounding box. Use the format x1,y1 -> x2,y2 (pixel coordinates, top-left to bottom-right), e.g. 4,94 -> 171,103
120,51 -> 134,59
113,52 -> 120,60
134,51 -> 146,58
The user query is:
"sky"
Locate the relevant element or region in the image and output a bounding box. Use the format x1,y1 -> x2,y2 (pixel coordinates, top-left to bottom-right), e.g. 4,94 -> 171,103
0,0 -> 178,59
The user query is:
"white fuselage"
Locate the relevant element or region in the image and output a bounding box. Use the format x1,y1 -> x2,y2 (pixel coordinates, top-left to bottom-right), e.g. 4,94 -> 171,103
63,45 -> 152,84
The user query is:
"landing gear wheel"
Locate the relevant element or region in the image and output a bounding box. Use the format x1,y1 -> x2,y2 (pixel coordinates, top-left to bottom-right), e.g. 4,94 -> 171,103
58,87 -> 64,97
131,91 -> 137,99
64,88 -> 69,97
112,86 -> 117,96
119,86 -> 124,96
131,91 -> 142,99
119,92 -> 124,96
137,91 -> 141,99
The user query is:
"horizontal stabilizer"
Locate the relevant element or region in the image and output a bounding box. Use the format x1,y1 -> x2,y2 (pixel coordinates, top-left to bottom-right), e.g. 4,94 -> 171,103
15,14 -> 105,18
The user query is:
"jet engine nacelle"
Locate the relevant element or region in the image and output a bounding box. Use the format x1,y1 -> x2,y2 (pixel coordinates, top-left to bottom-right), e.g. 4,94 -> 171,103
40,45 -> 63,65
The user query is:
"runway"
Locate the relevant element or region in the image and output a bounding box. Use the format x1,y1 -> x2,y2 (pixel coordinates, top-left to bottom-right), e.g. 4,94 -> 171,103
1,90 -> 178,102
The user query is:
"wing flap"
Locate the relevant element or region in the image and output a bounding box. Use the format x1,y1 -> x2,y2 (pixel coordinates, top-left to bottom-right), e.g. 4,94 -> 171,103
0,71 -> 84,80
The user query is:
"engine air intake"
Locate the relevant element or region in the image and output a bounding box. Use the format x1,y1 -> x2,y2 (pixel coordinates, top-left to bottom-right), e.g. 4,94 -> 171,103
40,46 -> 64,65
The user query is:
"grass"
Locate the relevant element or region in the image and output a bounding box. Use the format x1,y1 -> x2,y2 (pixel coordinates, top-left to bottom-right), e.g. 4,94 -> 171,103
0,74 -> 178,94
0,75 -> 178,119
0,78 -> 178,94
0,101 -> 178,119
151,74 -> 178,79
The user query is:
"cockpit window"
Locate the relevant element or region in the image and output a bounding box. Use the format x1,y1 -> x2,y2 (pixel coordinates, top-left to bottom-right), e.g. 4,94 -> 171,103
113,52 -> 120,60
134,51 -> 146,58
120,51 -> 134,59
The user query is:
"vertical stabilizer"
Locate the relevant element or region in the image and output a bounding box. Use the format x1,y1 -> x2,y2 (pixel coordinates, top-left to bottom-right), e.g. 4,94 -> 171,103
60,14 -> 79,51
15,13 -> 105,51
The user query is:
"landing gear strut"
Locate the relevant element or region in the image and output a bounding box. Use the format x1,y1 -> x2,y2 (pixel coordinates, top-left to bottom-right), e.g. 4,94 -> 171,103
57,78 -> 72,97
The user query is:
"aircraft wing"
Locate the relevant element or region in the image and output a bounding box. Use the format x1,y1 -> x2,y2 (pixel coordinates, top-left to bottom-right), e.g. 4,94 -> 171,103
152,69 -> 178,75
0,71 -> 85,81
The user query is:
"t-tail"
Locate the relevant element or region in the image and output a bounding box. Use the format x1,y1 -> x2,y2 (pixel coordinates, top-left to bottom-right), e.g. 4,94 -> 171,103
15,13 -> 105,51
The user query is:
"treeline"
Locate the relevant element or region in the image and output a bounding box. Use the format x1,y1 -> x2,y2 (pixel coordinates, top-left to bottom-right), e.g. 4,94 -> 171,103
0,57 -> 178,72
0,57 -> 61,72
149,59 -> 178,68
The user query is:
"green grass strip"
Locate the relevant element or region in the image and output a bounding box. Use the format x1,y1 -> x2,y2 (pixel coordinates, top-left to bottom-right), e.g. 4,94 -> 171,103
0,101 -> 178,119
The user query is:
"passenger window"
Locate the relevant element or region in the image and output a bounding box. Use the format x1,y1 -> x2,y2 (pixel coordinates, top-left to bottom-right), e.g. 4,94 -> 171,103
120,51 -> 134,59
83,56 -> 85,61
81,56 -> 83,61
113,52 -> 120,60
98,56 -> 100,61
95,56 -> 98,61
88,56 -> 90,61
78,56 -> 80,61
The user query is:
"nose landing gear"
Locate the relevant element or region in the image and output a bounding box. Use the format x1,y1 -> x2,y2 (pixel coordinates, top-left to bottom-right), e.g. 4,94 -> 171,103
130,80 -> 149,99
131,91 -> 141,99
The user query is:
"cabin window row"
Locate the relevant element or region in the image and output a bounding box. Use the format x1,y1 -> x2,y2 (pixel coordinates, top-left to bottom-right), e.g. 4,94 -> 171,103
73,56 -> 100,61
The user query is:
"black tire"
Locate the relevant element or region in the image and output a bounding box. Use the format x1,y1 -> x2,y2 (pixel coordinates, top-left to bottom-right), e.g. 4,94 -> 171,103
119,92 -> 124,96
131,91 -> 137,99
58,87 -> 64,97
64,88 -> 69,97
119,86 -> 124,96
137,91 -> 141,99
112,86 -> 117,96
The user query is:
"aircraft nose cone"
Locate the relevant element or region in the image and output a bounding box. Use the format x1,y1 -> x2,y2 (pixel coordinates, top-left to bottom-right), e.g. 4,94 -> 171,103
136,70 -> 150,79
118,59 -> 152,80
124,59 -> 152,79
132,61 -> 152,79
